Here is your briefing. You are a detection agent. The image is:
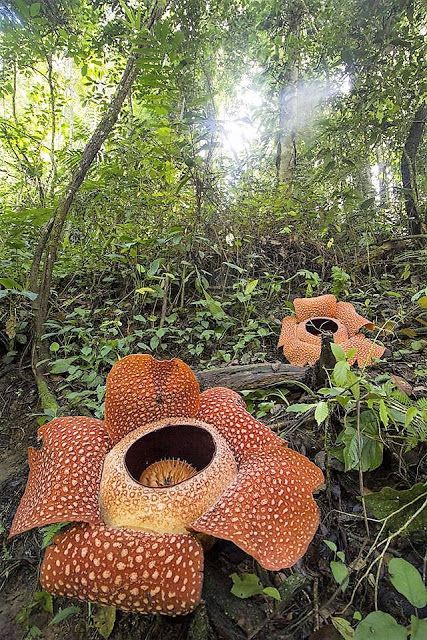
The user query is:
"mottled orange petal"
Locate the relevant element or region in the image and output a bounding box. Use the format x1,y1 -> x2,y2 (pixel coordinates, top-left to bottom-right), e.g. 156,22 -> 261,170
277,316 -> 298,348
40,523 -> 203,615
336,301 -> 375,335
196,387 -> 284,463
339,334 -> 385,366
282,335 -> 321,367
10,418 -> 110,537
293,294 -> 337,322
105,355 -> 200,444
192,448 -> 324,570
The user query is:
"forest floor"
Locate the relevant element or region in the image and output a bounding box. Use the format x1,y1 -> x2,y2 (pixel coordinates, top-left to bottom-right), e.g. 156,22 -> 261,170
1,276 -> 427,640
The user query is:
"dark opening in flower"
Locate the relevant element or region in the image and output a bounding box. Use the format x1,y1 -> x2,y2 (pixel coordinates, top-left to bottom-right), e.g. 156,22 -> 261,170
126,424 -> 216,487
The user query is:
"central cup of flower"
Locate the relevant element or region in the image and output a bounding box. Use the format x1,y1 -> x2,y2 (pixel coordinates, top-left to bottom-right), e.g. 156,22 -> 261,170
305,318 -> 339,335
99,418 -> 238,535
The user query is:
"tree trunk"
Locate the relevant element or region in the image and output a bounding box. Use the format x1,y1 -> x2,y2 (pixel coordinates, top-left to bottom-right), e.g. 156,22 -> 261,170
400,102 -> 427,235
31,0 -> 168,378
276,64 -> 299,184
276,4 -> 304,185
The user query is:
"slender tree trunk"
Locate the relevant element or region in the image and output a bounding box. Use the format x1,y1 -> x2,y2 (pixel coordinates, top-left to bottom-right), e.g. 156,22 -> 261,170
46,52 -> 57,200
276,64 -> 299,184
400,102 -> 427,234
31,0 -> 168,378
276,3 -> 304,185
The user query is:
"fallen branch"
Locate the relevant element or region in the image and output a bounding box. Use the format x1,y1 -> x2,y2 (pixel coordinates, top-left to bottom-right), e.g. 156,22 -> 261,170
196,362 -> 307,391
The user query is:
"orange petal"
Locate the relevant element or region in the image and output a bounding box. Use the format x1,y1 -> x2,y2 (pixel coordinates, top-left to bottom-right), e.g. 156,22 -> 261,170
40,523 -> 203,615
10,418 -> 110,537
282,334 -> 321,367
105,355 -> 200,444
339,334 -> 385,366
192,448 -> 324,570
196,387 -> 284,463
293,294 -> 337,322
277,316 -> 298,348
336,301 -> 375,335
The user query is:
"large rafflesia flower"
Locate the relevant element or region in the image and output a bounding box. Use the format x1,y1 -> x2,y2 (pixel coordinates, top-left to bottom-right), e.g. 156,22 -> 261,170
278,294 -> 385,367
10,355 -> 324,616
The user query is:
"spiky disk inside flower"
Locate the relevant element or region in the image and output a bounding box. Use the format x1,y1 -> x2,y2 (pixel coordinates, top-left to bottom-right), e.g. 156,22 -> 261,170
139,458 -> 197,487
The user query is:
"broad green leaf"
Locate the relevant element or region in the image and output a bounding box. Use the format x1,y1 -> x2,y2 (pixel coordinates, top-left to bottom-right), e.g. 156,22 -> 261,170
364,483 -> 427,534
230,573 -> 263,599
331,342 -> 347,362
324,539 -> 337,553
388,558 -> 427,608
330,561 -> 349,587
332,617 -> 354,639
0,277 -> 20,289
49,342 -> 60,353
354,611 -> 406,640
262,587 -> 281,601
417,296 -> 427,309
333,360 -> 350,386
50,357 -> 78,374
410,616 -> 427,639
148,258 -> 161,276
286,403 -> 316,414
92,605 -> 116,639
30,2 -> 41,16
315,401 -> 329,425
244,279 -> 258,295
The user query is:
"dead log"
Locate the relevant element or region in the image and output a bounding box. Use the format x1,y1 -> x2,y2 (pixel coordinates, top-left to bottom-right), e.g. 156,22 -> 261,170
196,362 -> 307,392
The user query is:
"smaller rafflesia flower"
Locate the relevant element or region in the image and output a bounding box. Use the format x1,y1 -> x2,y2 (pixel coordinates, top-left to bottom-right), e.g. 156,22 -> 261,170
10,355 -> 324,616
278,294 -> 385,367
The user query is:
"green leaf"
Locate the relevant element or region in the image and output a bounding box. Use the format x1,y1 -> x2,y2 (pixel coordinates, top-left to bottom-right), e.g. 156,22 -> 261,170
41,522 -> 70,549
230,573 -> 263,599
244,279 -> 258,295
388,558 -> 427,608
135,287 -> 155,294
324,539 -> 338,553
50,357 -> 78,374
49,342 -> 60,352
150,335 -> 160,350
286,403 -> 316,414
0,277 -> 20,289
364,483 -> 427,534
404,407 -> 418,427
315,401 -> 329,425
50,606 -> 80,625
333,360 -> 350,386
331,342 -> 347,362
30,2 -> 41,16
410,616 -> 427,639
262,587 -> 281,601
354,612 -> 406,640
417,296 -> 427,309
92,605 -> 116,639
332,617 -> 354,639
379,400 -> 389,427
148,258 -> 161,276
330,561 -> 349,587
